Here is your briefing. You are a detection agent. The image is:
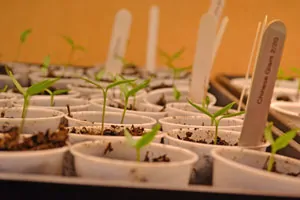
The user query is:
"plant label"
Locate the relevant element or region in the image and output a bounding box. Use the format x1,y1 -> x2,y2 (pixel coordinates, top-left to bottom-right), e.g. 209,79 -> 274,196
105,9 -> 132,75
146,6 -> 160,74
239,20 -> 286,146
208,0 -> 225,22
213,16 -> 228,66
189,13 -> 217,103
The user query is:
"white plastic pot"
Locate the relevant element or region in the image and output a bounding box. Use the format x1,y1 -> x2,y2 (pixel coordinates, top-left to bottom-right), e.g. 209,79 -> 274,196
211,148 -> 300,195
67,126 -> 164,144
166,103 -> 244,119
271,88 -> 300,102
270,102 -> 300,127
70,139 -> 198,186
0,93 -> 17,107
0,107 -> 65,133
15,97 -> 90,113
144,88 -> 217,109
165,128 -> 269,185
89,99 -> 167,120
66,82 -> 109,98
149,78 -> 190,90
0,74 -> 21,88
159,115 -> 243,132
5,62 -> 30,86
65,111 -> 157,129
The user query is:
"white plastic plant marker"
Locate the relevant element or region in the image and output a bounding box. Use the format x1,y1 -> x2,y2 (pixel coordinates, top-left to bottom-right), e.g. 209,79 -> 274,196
239,20 -> 286,146
238,21 -> 262,112
105,9 -> 132,74
208,0 -> 225,23
189,13 -> 217,103
145,5 -> 160,74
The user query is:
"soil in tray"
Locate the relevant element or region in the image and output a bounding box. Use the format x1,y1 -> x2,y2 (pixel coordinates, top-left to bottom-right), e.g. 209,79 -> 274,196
70,125 -> 146,136
176,131 -> 238,146
276,95 -> 293,102
0,123 -> 68,151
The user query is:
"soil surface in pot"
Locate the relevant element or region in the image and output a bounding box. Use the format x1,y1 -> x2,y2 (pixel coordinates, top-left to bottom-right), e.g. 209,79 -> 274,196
0,123 -> 68,151
276,95 -> 293,102
103,142 -> 170,163
176,131 -> 238,146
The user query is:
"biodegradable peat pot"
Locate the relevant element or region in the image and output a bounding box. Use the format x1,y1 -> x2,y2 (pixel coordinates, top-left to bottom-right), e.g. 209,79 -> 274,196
166,103 -> 245,119
270,102 -> 300,127
144,88 -> 217,109
159,115 -> 243,132
15,97 -> 90,113
0,107 -> 65,133
65,111 -> 157,129
0,93 -> 17,107
67,125 -> 164,144
70,139 -> 198,185
165,128 -> 269,185
89,99 -> 167,120
211,148 -> 300,195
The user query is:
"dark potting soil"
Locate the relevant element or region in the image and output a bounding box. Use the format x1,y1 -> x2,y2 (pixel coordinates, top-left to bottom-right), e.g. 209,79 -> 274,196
0,124 -> 68,151
150,83 -> 173,91
276,95 -> 292,102
176,131 -> 238,146
156,94 -> 167,107
70,125 -> 146,136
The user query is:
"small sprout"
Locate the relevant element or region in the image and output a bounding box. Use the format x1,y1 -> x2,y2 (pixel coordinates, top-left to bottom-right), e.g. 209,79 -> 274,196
0,85 -> 8,93
61,35 -> 85,69
173,85 -> 181,101
45,89 -> 69,106
95,68 -> 106,81
124,124 -> 161,161
16,28 -> 32,62
188,99 -> 245,144
81,77 -> 135,134
201,95 -> 211,110
41,55 -> 51,75
159,47 -> 185,65
118,78 -> 150,124
264,122 -> 298,172
6,66 -> 60,135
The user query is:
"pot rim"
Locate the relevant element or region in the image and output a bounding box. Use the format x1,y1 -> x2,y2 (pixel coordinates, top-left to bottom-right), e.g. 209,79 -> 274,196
0,145 -> 68,157
271,101 -> 300,117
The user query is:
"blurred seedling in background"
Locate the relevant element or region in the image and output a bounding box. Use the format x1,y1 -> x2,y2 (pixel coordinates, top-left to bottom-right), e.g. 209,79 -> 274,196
44,88 -> 69,106
15,28 -> 32,62
41,55 -> 51,76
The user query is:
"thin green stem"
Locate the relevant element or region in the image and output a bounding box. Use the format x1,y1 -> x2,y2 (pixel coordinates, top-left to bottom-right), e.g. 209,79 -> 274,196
267,149 -> 276,172
101,89 -> 107,134
214,120 -> 220,145
136,148 -> 140,162
210,117 -> 215,126
20,95 -> 29,135
120,97 -> 128,124
50,93 -> 54,106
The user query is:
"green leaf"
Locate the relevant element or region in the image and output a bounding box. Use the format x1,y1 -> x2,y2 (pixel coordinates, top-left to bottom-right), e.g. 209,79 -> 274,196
61,35 -> 74,47
221,111 -> 245,119
81,77 -> 103,89
124,128 -> 137,147
53,89 -> 69,95
187,98 -> 213,118
107,79 -> 135,90
273,129 -> 298,152
127,79 -> 150,97
5,66 -> 25,95
213,102 -> 236,118
205,96 -> 210,107
20,29 -> 32,43
95,69 -> 106,81
0,85 -> 8,93
171,47 -> 185,61
135,124 -> 161,149
158,48 -> 172,61
42,55 -> 51,70
264,122 -> 274,144
26,78 -> 60,96
173,86 -> 181,101
74,45 -> 85,52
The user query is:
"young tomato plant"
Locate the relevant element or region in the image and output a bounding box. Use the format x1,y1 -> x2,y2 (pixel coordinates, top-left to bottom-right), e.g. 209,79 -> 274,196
187,99 -> 245,145
45,89 -> 69,106
94,68 -> 106,81
81,77 -> 135,134
0,85 -> 8,93
6,66 -> 60,135
41,55 -> 51,76
118,78 -> 150,124
173,85 -> 181,101
124,124 -> 161,162
16,28 -> 32,62
264,122 -> 298,172
201,96 -> 211,110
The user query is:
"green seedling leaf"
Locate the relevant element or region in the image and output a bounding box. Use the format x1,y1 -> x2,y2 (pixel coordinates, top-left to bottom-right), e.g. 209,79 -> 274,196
45,88 -> 52,95
135,124 -> 161,149
124,128 -> 137,147
290,67 -> 300,75
0,85 -> 8,93
187,98 -> 213,118
27,78 -> 60,96
81,77 -> 103,89
273,129 -> 298,152
173,86 -> 181,101
74,45 -> 85,52
171,47 -> 185,60
5,66 -> 25,95
42,55 -> 51,71
127,79 -> 150,97
20,29 -> 32,43
158,48 -> 172,60
264,122 -> 274,144
213,102 -> 236,118
62,35 -> 74,47
95,69 -> 106,81
221,111 -> 245,119
53,89 -> 69,95
107,79 -> 135,90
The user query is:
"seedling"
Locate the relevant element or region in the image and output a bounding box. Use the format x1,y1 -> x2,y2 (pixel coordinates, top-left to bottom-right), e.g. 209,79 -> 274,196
81,77 -> 135,134
124,124 -> 161,161
187,99 -> 245,144
41,55 -> 51,76
118,78 -> 150,124
95,68 -> 106,81
290,67 -> 300,100
201,95 -> 211,110
45,89 -> 69,106
16,28 -> 32,62
0,85 -> 8,93
173,85 -> 181,101
264,122 -> 298,172
61,35 -> 85,72
159,47 -> 185,66
5,66 -> 60,135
